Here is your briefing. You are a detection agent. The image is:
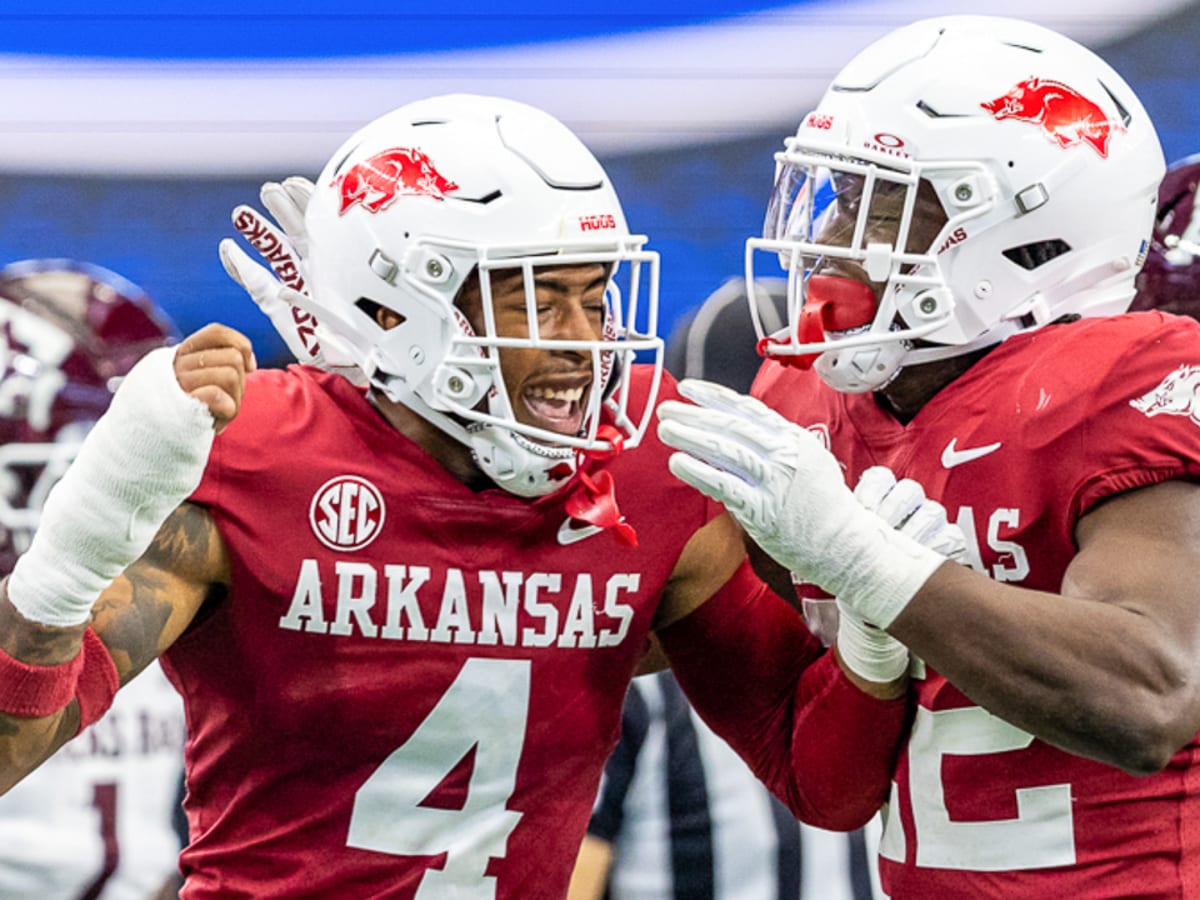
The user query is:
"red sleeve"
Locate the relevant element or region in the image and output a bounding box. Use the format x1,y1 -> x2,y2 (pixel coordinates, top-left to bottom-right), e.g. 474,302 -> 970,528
658,560 -> 907,830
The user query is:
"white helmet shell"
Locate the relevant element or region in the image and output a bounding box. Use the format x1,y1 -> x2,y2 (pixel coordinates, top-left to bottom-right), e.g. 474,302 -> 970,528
300,94 -> 663,495
747,15 -> 1165,392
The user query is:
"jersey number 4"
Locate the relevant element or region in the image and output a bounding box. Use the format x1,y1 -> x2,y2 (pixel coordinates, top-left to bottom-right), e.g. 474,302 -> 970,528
346,657 -> 530,898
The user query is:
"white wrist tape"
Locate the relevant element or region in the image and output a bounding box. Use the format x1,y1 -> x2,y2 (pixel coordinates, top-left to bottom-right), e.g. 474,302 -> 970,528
9,348 -> 215,626
815,508 -> 946,630
835,600 -> 909,683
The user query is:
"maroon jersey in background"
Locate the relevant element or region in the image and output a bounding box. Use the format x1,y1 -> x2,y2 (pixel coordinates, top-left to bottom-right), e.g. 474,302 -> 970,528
164,363 -> 717,899
754,311 -> 1200,898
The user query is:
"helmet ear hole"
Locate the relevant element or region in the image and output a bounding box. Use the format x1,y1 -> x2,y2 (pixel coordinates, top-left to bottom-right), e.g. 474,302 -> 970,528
1002,240 -> 1072,271
357,299 -> 406,331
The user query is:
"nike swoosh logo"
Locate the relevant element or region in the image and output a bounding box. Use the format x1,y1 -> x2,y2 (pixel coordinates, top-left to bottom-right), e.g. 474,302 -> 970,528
557,519 -> 605,546
941,438 -> 1002,469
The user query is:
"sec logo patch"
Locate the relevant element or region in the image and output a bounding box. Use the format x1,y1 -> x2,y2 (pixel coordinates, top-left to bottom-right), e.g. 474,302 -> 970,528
309,475 -> 386,551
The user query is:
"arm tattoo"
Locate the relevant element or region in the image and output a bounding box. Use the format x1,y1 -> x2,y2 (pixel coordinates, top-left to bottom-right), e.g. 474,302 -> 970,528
0,588 -> 87,665
93,503 -> 225,679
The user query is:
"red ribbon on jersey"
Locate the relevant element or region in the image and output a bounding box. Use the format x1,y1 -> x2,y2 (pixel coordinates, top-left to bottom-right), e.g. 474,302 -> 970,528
565,468 -> 637,548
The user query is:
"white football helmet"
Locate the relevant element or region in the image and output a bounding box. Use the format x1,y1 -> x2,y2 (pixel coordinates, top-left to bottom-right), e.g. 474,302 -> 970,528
299,94 -> 662,496
747,15 -> 1165,393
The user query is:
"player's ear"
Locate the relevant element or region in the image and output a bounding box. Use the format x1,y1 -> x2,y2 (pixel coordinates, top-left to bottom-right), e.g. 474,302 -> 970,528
377,308 -> 403,330
363,301 -> 402,331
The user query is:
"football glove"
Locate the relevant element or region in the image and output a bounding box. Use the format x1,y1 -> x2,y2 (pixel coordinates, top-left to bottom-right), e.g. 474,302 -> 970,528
219,177 -> 363,382
657,379 -> 948,629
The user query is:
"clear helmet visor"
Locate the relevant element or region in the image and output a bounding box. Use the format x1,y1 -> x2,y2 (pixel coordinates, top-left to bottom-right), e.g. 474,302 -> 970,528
748,149 -> 953,377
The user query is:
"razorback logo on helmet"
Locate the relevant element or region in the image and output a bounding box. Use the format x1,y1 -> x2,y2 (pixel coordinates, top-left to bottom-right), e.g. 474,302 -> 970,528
980,78 -> 1124,158
1130,364 -> 1200,426
578,214 -> 617,232
309,475 -> 386,551
803,113 -> 834,131
333,147 -> 459,215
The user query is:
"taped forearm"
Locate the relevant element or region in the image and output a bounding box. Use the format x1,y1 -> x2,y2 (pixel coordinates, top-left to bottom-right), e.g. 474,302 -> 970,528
816,512 -> 947,629
835,599 -> 909,682
659,561 -> 905,830
8,347 -> 214,626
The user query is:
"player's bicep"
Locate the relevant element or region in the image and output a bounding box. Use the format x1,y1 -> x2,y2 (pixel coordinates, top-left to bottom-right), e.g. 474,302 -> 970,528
1066,479 -> 1200,650
654,510 -> 747,630
90,501 -> 229,683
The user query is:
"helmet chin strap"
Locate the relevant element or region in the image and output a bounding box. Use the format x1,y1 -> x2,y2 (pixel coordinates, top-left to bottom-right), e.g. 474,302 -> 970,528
812,324 -> 1010,393
812,333 -> 910,393
466,425 -> 579,498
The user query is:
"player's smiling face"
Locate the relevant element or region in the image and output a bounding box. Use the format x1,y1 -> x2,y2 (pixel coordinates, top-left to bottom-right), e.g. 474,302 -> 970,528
457,262 -> 609,439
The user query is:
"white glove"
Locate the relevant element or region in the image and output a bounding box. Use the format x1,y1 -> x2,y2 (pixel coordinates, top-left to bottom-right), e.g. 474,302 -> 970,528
833,466 -> 966,681
656,379 -> 947,629
218,177 -> 364,383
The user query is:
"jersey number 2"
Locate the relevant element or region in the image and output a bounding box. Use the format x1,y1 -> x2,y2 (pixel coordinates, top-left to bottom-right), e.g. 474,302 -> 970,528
346,658 -> 530,898
880,704 -> 1076,871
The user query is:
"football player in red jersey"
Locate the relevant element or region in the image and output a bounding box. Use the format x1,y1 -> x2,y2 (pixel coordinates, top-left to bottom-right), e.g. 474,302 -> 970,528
658,15 -> 1200,899
0,95 -> 964,899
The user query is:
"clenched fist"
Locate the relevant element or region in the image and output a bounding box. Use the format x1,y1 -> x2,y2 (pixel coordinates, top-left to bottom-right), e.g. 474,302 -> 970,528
173,324 -> 257,433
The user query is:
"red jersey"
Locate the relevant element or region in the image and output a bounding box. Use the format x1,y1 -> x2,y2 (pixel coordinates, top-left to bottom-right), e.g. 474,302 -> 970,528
753,312 -> 1200,898
163,364 -> 719,899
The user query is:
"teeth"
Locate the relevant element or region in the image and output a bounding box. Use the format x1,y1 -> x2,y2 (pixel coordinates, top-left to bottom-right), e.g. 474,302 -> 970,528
528,386 -> 584,403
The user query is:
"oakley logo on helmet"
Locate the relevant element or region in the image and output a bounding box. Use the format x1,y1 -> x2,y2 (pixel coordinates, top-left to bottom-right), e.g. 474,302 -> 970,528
863,132 -> 912,159
1130,364 -> 1200,426
309,475 -> 386,551
334,148 -> 459,215
981,78 -> 1123,158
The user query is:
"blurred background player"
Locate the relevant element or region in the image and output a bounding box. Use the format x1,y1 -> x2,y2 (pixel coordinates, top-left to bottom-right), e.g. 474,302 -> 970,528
569,277 -> 882,900
0,259 -> 186,899
1131,153 -> 1200,318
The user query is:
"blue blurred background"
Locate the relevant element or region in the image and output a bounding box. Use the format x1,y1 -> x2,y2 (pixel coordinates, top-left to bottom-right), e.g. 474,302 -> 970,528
2,0 -> 1197,364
